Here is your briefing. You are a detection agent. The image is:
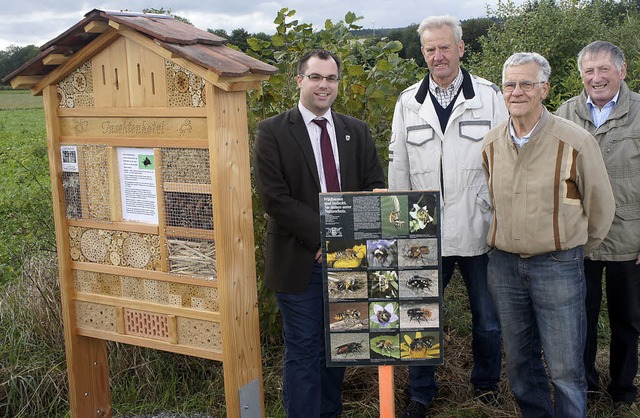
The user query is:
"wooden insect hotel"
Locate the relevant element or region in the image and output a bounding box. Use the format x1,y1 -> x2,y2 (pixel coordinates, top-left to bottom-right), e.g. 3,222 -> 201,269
3,9 -> 277,418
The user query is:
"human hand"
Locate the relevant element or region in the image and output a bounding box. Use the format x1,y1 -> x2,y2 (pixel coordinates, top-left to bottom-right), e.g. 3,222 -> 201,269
315,248 -> 323,264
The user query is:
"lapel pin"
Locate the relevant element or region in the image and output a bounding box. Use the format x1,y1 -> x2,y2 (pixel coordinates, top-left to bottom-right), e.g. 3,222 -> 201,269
345,135 -> 351,142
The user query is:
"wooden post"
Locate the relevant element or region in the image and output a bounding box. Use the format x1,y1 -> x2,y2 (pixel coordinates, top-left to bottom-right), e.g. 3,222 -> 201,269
43,85 -> 112,417
379,366 -> 395,418
206,83 -> 265,418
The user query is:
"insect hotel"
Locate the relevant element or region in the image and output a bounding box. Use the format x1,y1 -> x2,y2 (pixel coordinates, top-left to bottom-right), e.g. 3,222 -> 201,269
3,9 -> 277,418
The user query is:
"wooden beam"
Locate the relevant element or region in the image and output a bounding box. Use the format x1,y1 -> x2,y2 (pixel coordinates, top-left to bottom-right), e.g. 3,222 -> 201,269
32,28 -> 121,95
9,75 -> 42,90
85,20 -> 110,34
43,54 -> 69,66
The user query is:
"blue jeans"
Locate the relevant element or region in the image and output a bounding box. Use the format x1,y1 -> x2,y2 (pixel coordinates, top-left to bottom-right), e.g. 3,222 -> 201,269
488,247 -> 587,418
407,254 -> 502,405
276,264 -> 345,418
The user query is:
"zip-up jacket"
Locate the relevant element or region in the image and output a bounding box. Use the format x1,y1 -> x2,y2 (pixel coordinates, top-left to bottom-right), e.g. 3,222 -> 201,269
556,81 -> 640,261
388,68 -> 508,256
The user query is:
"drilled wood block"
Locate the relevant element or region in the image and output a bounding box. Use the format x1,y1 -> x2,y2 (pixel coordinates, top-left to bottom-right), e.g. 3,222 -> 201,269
76,301 -> 117,332
177,317 -> 222,351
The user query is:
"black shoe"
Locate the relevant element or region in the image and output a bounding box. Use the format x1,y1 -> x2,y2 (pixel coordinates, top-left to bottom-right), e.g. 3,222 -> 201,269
403,400 -> 429,418
474,388 -> 499,406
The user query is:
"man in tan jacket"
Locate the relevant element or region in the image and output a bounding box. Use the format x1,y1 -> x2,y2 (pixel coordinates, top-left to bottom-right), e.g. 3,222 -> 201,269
481,52 -> 614,418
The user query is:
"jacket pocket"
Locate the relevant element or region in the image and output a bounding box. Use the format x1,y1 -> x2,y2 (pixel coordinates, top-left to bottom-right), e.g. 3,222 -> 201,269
406,124 -> 435,146
459,120 -> 492,142
615,203 -> 640,220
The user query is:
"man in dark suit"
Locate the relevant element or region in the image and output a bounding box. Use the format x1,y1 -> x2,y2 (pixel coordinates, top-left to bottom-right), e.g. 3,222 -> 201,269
254,49 -> 385,417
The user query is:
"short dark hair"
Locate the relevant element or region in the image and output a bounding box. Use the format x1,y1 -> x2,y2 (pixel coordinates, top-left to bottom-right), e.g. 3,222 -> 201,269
297,49 -> 341,78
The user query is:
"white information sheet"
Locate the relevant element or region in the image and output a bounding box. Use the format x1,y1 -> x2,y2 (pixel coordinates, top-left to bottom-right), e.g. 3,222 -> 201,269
118,147 -> 158,224
60,145 -> 79,173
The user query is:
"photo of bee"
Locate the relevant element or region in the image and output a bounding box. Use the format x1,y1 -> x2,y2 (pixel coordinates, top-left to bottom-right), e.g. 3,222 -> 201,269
329,301 -> 369,331
368,270 -> 399,299
397,238 -> 438,267
369,302 -> 399,330
400,302 -> 440,329
366,239 -> 397,268
370,334 -> 400,360
327,271 -> 368,300
325,239 -> 367,269
381,195 -> 410,236
407,193 -> 438,235
330,332 -> 370,362
399,269 -> 439,298
400,331 -> 441,360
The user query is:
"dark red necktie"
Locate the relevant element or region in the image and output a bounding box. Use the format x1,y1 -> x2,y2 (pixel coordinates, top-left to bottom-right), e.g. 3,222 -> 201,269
313,118 -> 340,192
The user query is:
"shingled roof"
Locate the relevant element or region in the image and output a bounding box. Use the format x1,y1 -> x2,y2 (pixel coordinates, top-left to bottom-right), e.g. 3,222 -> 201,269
3,9 -> 277,92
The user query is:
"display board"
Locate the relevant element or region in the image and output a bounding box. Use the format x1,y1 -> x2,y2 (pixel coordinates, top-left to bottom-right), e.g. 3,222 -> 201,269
321,191 -> 444,366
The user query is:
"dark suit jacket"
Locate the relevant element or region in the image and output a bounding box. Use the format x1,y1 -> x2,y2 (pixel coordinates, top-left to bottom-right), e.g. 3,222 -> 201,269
254,106 -> 385,293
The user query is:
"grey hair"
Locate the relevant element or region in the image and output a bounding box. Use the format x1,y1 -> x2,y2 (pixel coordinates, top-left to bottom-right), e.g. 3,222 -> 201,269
417,15 -> 462,45
502,52 -> 551,83
577,41 -> 625,72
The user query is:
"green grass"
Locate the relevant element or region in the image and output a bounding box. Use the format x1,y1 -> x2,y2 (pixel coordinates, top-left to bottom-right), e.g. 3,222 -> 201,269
0,89 -> 44,110
0,95 -> 52,284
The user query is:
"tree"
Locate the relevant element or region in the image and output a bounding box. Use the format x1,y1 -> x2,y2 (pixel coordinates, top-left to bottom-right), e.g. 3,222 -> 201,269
0,45 -> 40,85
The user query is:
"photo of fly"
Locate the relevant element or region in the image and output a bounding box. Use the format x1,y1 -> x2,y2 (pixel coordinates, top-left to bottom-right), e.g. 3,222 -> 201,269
398,269 -> 439,298
366,239 -> 397,268
325,239 -> 367,269
401,331 -> 441,360
327,271 -> 368,300
397,238 -> 437,267
407,193 -> 438,235
400,302 -> 440,329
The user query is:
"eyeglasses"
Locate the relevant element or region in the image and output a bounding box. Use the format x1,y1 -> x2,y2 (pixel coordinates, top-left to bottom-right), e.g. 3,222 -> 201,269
502,80 -> 546,92
300,73 -> 340,83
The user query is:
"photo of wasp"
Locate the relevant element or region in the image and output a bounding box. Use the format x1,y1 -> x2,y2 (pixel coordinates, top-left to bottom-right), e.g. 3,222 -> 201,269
333,308 -> 361,323
334,340 -> 364,356
407,307 -> 433,324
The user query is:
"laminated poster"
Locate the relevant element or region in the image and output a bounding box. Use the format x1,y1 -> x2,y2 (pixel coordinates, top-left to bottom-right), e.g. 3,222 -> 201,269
321,191 -> 444,367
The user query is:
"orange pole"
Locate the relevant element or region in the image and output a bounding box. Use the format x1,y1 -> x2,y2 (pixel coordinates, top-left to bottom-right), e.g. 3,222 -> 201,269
379,365 -> 395,418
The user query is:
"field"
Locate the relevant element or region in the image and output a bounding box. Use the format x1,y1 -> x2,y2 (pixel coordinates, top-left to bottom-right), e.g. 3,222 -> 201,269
0,90 -> 624,417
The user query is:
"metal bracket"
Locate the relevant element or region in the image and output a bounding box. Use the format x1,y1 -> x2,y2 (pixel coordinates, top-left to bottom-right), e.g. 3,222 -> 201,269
239,378 -> 261,418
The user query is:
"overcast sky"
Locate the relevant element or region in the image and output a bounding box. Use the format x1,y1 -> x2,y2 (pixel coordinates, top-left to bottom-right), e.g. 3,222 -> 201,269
0,0 -> 522,51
